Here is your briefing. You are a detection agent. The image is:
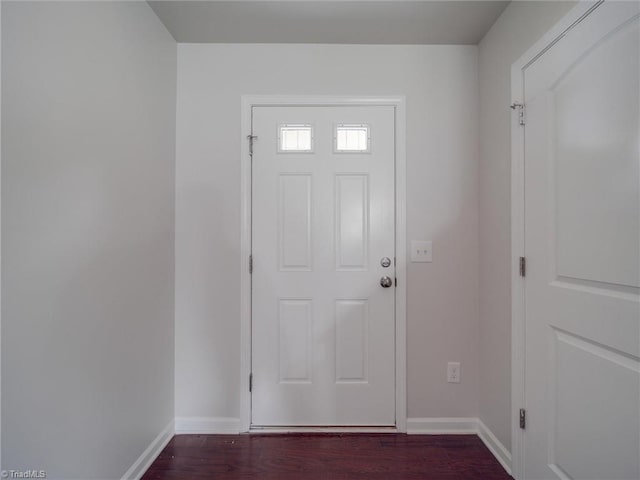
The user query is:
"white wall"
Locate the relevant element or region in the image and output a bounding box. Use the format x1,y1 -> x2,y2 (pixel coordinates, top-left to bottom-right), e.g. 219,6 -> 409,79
0,2 -> 3,469
477,0 -> 576,451
176,44 -> 479,423
2,2 -> 176,478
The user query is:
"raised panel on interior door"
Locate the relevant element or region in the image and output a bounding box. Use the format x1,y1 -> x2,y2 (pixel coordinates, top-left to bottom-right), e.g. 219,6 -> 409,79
279,174 -> 312,271
279,299 -> 312,383
549,329 -> 640,480
552,16 -> 640,289
335,300 -> 368,383
335,175 -> 369,270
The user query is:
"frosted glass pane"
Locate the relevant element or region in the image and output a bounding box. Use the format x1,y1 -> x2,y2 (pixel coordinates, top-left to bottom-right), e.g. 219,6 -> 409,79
337,130 -> 347,149
279,124 -> 313,152
335,124 -> 370,152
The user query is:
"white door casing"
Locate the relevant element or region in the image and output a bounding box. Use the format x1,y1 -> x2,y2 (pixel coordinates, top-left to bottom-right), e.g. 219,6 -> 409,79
239,96 -> 407,432
512,2 -> 640,479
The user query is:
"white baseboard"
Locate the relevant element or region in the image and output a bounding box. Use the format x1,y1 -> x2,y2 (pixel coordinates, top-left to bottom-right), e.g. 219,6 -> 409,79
407,417 -> 478,434
175,416 -> 241,434
407,417 -> 511,475
476,419 -> 512,476
121,419 -> 174,480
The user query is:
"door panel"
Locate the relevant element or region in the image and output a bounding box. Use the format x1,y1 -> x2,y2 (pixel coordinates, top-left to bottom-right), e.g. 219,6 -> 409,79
335,299 -> 369,383
550,329 -> 639,480
552,10 -> 640,289
278,299 -> 313,383
523,3 -> 640,479
335,174 -> 369,270
251,105 -> 396,426
279,174 -> 312,271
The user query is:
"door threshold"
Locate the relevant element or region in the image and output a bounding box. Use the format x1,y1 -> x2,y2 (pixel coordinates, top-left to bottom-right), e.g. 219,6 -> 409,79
249,426 -> 399,434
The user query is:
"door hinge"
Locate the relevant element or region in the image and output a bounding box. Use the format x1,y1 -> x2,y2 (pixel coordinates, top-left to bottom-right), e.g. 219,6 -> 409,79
247,134 -> 258,156
519,256 -> 526,277
249,254 -> 253,274
249,373 -> 253,392
519,408 -> 526,429
395,277 -> 398,287
510,103 -> 525,126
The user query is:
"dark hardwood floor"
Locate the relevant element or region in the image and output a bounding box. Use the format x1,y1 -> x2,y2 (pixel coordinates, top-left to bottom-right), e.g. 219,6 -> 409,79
142,434 -> 512,480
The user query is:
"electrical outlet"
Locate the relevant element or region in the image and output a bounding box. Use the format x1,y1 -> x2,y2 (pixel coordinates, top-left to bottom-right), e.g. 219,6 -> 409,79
447,362 -> 461,383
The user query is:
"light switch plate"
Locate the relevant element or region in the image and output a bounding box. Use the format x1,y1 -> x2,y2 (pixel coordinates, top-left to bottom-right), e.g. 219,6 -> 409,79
410,240 -> 432,262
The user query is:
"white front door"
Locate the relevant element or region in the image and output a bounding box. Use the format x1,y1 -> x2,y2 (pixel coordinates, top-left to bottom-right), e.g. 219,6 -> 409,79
251,105 -> 396,426
522,2 -> 639,479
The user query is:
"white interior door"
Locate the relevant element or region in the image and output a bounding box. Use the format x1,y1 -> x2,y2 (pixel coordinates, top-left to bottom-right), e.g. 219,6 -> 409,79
522,2 -> 639,479
251,105 -> 396,426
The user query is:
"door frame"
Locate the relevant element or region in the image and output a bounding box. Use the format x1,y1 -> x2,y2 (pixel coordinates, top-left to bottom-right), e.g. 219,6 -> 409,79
239,95 -> 407,433
510,2 -> 605,478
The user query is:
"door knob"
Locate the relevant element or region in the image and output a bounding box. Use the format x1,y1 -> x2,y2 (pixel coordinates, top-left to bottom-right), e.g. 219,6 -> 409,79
380,276 -> 393,288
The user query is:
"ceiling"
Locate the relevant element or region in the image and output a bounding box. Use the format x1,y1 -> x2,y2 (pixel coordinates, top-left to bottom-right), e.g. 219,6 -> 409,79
148,1 -> 510,45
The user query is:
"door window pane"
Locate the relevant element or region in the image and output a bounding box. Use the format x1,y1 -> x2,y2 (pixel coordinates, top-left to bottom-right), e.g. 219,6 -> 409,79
335,124 -> 370,153
278,124 -> 314,153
